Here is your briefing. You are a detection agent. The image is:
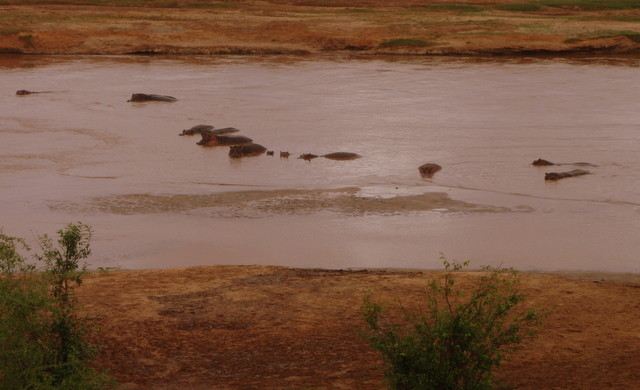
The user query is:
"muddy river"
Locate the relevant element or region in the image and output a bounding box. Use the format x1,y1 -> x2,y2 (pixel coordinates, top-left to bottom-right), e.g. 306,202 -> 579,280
1,54 -> 638,272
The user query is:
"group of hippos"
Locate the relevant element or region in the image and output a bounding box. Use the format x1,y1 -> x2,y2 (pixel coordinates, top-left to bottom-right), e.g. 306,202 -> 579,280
126,93 -> 364,161
179,123 -> 363,161
532,158 -> 597,181
17,91 -> 596,181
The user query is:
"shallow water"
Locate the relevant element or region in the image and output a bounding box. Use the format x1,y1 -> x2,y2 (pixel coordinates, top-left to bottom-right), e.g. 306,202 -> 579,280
1,54 -> 639,272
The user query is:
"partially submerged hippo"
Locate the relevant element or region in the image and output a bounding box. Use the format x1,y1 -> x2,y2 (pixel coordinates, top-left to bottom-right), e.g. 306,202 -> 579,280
418,163 -> 442,178
322,152 -> 361,160
298,153 -> 319,161
229,143 -> 267,158
298,152 -> 360,161
533,158 -> 597,167
128,93 -> 177,102
16,90 -> 53,95
180,124 -> 213,135
280,151 -> 290,158
197,131 -> 252,146
180,125 -> 239,136
544,169 -> 591,181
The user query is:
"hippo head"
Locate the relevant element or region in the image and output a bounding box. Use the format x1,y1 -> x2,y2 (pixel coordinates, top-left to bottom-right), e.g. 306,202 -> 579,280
544,172 -> 562,181
418,163 -> 442,178
229,145 -> 243,158
533,158 -> 554,166
196,130 -> 219,146
298,153 -> 319,161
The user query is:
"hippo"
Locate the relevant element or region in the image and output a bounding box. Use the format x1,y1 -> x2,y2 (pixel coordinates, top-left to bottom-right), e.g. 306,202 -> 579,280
16,90 -> 53,95
180,125 -> 239,136
197,131 -> 253,146
298,153 -> 319,161
322,152 -> 361,160
533,158 -> 597,167
229,143 -> 267,158
266,150 -> 275,156
128,93 -> 177,102
544,169 -> 591,181
180,124 -> 213,135
280,151 -> 290,158
418,163 -> 442,178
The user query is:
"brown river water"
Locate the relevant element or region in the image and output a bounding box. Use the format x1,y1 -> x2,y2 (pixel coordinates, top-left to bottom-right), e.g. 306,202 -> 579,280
1,54 -> 638,272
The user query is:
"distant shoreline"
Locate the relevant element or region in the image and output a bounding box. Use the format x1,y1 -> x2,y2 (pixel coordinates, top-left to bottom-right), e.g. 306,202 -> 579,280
2,2 -> 640,56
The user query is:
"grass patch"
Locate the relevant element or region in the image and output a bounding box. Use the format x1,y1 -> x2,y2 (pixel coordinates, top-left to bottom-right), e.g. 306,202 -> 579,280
379,38 -> 432,48
541,0 -> 640,10
494,0 -> 640,12
518,23 -> 552,32
566,30 -> 640,43
623,33 -> 640,42
0,28 -> 19,35
495,3 -> 542,12
412,4 -> 485,12
191,1 -> 238,8
592,29 -> 640,40
604,16 -> 640,22
349,8 -> 379,13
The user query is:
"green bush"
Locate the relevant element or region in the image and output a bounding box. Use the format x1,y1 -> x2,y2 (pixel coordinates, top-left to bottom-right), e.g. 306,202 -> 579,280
0,223 -> 115,389
361,258 -> 545,390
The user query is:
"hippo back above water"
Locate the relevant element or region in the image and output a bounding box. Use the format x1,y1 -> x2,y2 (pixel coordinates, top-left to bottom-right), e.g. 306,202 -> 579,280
128,93 -> 177,102
197,131 -> 253,146
533,158 -> 597,167
16,90 -> 53,95
229,143 -> 267,158
180,125 -> 240,136
322,152 -> 361,160
544,169 -> 591,181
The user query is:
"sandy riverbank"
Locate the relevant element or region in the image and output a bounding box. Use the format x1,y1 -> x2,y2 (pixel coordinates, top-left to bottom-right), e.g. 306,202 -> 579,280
78,265 -> 640,389
2,0 -> 640,56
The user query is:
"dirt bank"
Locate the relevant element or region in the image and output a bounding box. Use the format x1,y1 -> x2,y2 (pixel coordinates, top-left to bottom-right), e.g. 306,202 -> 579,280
2,0 -> 640,55
79,265 -> 640,389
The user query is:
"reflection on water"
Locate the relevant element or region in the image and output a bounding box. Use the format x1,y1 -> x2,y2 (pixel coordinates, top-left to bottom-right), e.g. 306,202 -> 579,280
0,54 -> 638,272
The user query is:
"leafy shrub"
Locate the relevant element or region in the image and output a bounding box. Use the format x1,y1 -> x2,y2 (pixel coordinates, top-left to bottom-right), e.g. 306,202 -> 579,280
0,223 -> 114,389
361,258 -> 545,390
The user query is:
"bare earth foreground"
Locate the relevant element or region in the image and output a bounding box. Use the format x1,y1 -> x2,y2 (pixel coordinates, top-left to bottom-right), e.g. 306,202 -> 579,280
79,266 -> 640,389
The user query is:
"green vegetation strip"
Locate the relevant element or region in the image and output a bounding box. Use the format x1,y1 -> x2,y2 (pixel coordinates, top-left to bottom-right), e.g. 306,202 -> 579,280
496,0 -> 640,12
379,38 -> 432,48
411,4 -> 485,12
